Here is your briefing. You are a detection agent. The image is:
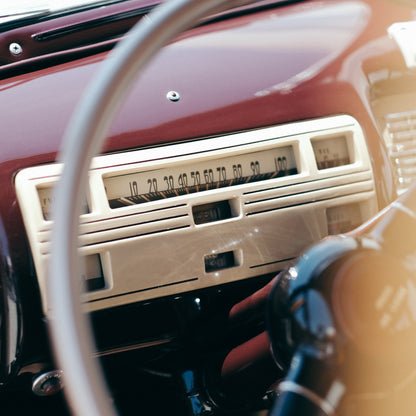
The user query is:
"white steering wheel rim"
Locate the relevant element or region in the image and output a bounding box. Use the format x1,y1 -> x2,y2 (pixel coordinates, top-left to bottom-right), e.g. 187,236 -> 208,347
48,0 -> 251,415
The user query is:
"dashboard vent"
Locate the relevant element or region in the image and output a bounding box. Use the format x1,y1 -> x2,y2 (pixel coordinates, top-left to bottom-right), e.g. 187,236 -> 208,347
385,110 -> 416,194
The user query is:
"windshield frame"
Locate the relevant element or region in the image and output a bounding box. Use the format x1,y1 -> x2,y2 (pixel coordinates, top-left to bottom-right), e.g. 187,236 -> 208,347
0,0 -> 138,32
0,0 -> 302,32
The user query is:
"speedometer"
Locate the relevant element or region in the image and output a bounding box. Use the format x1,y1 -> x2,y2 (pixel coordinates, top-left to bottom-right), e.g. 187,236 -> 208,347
104,145 -> 297,208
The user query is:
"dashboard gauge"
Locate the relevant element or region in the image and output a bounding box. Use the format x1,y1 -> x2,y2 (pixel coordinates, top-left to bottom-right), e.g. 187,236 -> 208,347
37,186 -> 90,220
312,135 -> 350,170
326,204 -> 362,235
104,145 -> 297,208
38,187 -> 54,221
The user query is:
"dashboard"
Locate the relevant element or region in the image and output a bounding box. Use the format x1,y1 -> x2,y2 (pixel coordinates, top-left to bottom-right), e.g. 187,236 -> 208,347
0,0 -> 415,414
16,115 -> 377,313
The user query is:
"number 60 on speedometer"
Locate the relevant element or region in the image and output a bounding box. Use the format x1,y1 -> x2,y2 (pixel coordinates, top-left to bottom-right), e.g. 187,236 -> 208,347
104,145 -> 298,208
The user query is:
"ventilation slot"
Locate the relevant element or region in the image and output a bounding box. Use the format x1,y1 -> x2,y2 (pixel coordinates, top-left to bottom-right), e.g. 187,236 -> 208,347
385,110 -> 416,193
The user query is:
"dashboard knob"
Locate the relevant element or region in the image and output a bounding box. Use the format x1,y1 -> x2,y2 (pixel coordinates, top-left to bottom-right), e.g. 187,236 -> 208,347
32,370 -> 63,396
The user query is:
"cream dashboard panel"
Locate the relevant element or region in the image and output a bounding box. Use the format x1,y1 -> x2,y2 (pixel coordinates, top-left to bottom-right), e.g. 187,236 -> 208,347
15,115 -> 378,313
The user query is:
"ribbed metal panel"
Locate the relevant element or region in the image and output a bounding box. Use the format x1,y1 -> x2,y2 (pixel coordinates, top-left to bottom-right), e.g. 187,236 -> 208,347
385,110 -> 416,193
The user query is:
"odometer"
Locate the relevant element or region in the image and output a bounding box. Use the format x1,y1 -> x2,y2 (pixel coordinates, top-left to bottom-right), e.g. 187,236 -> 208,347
104,145 -> 297,208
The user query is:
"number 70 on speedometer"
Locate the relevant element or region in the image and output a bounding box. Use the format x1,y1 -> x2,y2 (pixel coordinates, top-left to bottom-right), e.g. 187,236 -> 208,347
104,145 -> 297,206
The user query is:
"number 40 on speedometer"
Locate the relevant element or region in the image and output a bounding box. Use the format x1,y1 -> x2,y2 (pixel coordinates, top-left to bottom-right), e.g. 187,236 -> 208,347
104,145 -> 298,207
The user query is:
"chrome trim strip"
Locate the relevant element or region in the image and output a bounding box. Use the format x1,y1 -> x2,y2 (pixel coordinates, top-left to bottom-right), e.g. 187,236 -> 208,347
94,338 -> 174,358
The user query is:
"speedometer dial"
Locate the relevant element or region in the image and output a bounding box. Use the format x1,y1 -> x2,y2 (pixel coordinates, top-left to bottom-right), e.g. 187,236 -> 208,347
104,146 -> 297,208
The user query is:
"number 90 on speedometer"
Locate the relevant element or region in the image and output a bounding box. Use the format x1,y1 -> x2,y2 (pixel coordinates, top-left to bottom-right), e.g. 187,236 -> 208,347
104,145 -> 297,208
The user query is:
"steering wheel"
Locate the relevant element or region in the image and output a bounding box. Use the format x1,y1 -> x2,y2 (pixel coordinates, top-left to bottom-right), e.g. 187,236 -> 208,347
48,0 -> 416,415
267,183 -> 416,415
48,1 -> 253,415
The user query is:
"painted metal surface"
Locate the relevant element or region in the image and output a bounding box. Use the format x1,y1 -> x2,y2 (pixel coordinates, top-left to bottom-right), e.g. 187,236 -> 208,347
0,0 -> 162,66
0,0 -> 409,190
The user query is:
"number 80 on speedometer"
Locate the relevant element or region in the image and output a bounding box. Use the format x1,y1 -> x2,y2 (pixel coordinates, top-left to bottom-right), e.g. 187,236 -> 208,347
104,145 -> 297,208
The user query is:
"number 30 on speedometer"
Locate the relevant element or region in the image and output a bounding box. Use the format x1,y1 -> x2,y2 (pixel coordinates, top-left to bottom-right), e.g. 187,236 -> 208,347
104,145 -> 298,207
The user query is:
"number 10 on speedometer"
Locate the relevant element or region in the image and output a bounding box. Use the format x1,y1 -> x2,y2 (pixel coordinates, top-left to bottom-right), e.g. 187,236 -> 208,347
104,145 -> 297,207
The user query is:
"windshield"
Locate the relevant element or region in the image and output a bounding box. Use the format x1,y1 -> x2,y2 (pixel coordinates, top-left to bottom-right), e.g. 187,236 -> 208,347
0,0 -> 299,27
0,0 -> 112,25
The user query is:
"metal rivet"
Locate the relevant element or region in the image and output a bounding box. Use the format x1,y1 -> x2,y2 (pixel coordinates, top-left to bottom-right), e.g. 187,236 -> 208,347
9,42 -> 22,57
166,91 -> 180,102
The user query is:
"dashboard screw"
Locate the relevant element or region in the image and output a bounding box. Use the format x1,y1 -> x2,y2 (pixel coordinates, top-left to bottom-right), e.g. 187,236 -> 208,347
9,42 -> 22,56
167,90 -> 180,102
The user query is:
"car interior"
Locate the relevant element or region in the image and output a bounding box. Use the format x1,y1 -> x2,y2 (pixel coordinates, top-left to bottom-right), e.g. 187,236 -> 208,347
1,0 -> 416,414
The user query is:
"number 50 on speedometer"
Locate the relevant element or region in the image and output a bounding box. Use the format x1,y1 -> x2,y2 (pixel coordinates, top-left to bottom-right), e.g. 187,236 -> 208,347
104,145 -> 298,208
